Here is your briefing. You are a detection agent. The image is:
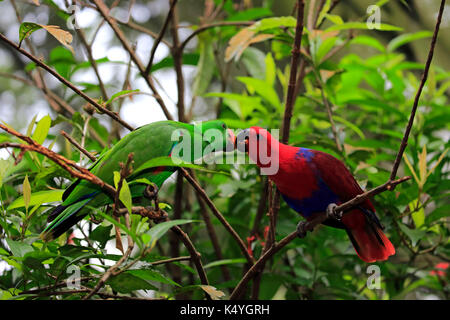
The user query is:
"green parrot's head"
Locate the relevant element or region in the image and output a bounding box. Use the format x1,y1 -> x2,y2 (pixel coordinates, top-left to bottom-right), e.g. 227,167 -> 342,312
193,120 -> 236,152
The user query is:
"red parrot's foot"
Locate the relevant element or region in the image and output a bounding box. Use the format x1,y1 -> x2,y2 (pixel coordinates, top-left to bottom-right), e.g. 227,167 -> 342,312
326,203 -> 342,221
296,221 -> 309,238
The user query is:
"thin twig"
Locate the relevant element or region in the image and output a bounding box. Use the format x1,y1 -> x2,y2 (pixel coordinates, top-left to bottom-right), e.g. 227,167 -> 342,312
190,170 -> 231,283
61,130 -> 97,162
390,0 -> 446,181
145,0 -> 178,74
316,72 -> 343,152
282,0 -> 305,144
179,21 -> 253,52
180,168 -> 255,265
151,256 -> 191,266
82,243 -> 134,300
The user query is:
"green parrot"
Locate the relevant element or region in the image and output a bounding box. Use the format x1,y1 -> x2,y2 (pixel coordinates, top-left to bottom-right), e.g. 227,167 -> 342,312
40,120 -> 236,241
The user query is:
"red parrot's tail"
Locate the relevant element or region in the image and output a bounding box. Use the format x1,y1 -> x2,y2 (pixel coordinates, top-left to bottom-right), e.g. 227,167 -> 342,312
343,210 -> 395,263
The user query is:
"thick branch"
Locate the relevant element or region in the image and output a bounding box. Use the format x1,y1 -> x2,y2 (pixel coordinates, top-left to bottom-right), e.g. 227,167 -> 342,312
281,0 -> 305,144
0,124 -> 116,198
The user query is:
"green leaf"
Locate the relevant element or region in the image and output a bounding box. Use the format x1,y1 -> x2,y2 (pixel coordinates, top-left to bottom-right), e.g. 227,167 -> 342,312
22,175 -> 31,211
105,89 -> 140,106
192,36 -> 214,96
113,171 -> 132,214
325,22 -> 402,32
237,76 -> 281,110
8,189 -> 64,210
144,219 -> 196,248
227,7 -> 272,21
127,269 -> 180,287
265,53 -> 276,86
26,115 -> 37,137
333,115 -> 365,139
205,92 -> 264,119
250,17 -> 297,33
134,156 -> 228,177
31,115 -> 52,145
241,47 -> 266,80
315,36 -> 338,64
106,272 -> 157,293
19,22 -> 42,47
48,47 -> 75,79
89,225 -> 113,248
398,224 -> 426,247
325,14 -> 344,25
350,35 -> 385,52
203,258 -> 247,269
151,53 -> 199,73
426,204 -> 450,224
6,239 -> 34,258
95,210 -> 139,247
409,199 -> 425,228
387,31 -> 433,52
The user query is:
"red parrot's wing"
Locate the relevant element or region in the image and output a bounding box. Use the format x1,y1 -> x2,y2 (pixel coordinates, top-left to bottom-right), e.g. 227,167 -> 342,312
310,150 -> 375,212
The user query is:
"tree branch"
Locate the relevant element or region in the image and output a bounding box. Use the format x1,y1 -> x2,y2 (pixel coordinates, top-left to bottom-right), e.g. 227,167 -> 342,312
281,0 -> 305,144
0,33 -> 134,131
145,0 -> 178,74
390,0 -> 446,181
61,130 -> 97,162
180,168 -> 255,265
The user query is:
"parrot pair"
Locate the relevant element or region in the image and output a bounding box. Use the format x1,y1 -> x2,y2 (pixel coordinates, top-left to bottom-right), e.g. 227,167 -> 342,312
40,120 -> 235,241
236,127 -> 395,263
43,120 -> 395,263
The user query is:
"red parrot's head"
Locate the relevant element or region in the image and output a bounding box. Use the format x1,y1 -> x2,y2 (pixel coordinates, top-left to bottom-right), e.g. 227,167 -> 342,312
236,127 -> 280,174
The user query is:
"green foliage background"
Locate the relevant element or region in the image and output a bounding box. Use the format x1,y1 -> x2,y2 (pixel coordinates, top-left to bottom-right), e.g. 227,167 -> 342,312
0,0 -> 449,300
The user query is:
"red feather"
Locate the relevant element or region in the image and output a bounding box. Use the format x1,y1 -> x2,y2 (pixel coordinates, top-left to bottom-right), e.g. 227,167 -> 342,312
247,127 -> 395,263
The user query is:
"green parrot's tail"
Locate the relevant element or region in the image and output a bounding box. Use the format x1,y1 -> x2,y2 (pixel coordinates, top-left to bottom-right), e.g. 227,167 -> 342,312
40,196 -> 95,242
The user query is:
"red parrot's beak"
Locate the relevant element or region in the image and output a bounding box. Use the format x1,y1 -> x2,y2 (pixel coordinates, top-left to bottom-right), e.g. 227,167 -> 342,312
236,129 -> 250,153
226,128 -> 236,151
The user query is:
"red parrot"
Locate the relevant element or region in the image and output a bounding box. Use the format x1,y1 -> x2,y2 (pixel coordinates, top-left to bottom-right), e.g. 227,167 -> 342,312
236,127 -> 395,263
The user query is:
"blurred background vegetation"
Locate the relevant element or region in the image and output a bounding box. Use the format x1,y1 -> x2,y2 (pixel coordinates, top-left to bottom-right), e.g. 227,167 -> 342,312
0,0 -> 448,300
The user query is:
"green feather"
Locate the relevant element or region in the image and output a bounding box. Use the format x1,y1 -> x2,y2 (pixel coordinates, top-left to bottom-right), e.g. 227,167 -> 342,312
40,120 -> 231,241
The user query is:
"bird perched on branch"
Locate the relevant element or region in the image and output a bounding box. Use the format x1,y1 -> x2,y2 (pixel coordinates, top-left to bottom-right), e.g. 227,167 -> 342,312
236,126 -> 395,263
40,120 -> 235,241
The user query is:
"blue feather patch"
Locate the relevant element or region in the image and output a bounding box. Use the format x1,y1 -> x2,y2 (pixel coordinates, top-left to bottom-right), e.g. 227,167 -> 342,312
295,148 -> 314,162
280,177 -> 339,217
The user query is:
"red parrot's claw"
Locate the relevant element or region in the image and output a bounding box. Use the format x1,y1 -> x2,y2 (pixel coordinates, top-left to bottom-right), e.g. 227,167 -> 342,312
296,221 -> 308,238
326,203 -> 342,221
